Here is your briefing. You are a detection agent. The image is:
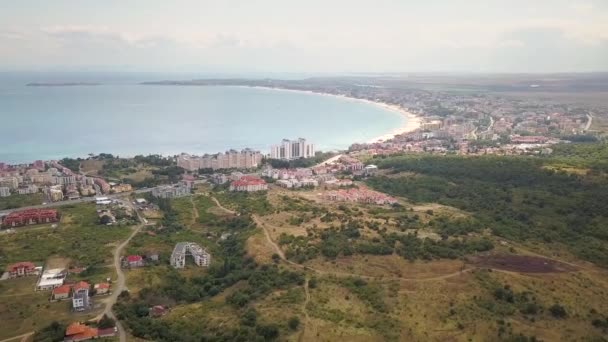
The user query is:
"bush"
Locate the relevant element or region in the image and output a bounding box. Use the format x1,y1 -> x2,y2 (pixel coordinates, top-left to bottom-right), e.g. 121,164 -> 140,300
288,316 -> 300,330
549,304 -> 567,318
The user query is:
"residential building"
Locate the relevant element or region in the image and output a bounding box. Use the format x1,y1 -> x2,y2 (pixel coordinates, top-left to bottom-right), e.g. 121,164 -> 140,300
2,209 -> 59,228
210,173 -> 228,184
47,185 -> 64,202
229,176 -> 268,192
151,181 -> 191,199
170,242 -> 211,269
177,148 -> 263,171
36,268 -> 67,291
64,323 -> 99,342
0,176 -> 19,189
16,184 -> 38,195
52,284 -> 72,301
72,281 -> 90,311
93,178 -> 111,194
270,138 -> 315,160
111,183 -> 132,193
94,283 -> 110,295
0,186 -> 10,197
6,261 -> 38,278
125,255 -> 144,268
150,305 -> 167,317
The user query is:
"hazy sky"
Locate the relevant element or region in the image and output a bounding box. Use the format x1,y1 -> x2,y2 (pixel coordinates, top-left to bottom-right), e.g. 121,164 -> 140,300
1,0 -> 607,73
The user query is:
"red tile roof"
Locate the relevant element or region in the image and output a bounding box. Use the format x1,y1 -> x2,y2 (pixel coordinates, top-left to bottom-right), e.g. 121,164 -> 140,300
7,261 -> 35,272
52,284 -> 71,295
66,322 -> 87,336
126,255 -> 142,263
95,283 -> 110,289
73,281 -> 89,292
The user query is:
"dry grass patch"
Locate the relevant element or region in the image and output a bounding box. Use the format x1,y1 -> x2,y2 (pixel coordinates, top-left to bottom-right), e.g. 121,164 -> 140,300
246,230 -> 275,264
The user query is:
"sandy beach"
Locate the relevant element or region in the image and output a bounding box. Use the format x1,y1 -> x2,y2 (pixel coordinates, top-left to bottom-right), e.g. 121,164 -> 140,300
245,86 -> 421,144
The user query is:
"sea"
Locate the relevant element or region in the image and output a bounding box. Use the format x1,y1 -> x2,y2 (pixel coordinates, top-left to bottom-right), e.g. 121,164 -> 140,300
0,72 -> 405,164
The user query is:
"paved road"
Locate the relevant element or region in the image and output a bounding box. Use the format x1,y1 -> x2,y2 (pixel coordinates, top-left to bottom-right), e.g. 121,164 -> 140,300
0,188 -> 154,217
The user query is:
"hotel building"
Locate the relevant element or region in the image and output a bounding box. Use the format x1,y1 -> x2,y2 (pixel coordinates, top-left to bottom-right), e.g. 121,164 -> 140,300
270,138 -> 315,160
177,148 -> 263,171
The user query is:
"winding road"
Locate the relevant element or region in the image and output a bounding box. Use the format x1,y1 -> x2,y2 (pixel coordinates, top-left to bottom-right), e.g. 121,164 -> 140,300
100,203 -> 145,342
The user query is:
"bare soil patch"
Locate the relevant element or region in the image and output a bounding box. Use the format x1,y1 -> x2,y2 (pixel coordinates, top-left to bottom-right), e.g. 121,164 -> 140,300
470,254 -> 577,273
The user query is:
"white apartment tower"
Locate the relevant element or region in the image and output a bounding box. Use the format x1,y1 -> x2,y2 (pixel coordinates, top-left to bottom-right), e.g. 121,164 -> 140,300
270,138 -> 315,160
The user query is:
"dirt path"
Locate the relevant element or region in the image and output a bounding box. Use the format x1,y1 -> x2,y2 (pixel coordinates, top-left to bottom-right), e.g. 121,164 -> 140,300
190,196 -> 199,225
251,214 -> 475,283
210,196 -> 236,215
0,332 -> 33,342
298,277 -> 314,342
97,205 -> 145,342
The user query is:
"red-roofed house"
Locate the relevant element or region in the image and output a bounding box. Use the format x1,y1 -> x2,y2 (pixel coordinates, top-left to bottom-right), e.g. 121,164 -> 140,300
94,283 -> 110,295
64,322 -> 98,342
6,261 -> 38,278
2,209 -> 59,228
125,255 -> 144,268
51,284 -> 71,301
229,176 -> 268,192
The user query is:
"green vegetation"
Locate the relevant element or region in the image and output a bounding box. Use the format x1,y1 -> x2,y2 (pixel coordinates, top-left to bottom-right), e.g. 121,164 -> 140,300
367,143 -> 608,266
0,193 -> 44,210
213,191 -> 273,215
33,321 -> 66,342
0,203 -> 132,269
59,157 -> 81,172
265,151 -> 336,169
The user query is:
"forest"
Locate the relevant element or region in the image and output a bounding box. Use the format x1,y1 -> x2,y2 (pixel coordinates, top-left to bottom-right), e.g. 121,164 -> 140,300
366,142 -> 608,266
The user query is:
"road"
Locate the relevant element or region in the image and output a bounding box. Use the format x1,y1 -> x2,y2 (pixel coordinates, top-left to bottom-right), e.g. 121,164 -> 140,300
98,202 -> 145,342
584,113 -> 593,131
313,154 -> 343,168
0,188 -> 154,217
0,332 -> 33,342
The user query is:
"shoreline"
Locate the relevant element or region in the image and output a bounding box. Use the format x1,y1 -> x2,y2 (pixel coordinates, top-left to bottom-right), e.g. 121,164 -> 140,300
240,85 -> 421,144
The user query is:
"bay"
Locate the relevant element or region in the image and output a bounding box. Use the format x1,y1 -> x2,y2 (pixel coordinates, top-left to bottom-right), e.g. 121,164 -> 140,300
0,72 -> 405,163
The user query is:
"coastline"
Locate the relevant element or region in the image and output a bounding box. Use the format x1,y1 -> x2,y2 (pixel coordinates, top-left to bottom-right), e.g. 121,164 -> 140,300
239,85 -> 421,144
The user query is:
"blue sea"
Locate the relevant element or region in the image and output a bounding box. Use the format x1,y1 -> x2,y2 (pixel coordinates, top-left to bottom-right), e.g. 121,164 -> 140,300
0,72 -> 405,163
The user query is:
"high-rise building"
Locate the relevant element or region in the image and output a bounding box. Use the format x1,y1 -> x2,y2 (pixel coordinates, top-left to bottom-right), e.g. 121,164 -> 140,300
270,138 -> 315,160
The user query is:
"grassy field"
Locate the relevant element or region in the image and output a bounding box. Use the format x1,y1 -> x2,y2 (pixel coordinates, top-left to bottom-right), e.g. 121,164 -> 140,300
0,193 -> 44,210
0,202 -> 134,340
116,184 -> 608,341
0,203 -> 133,269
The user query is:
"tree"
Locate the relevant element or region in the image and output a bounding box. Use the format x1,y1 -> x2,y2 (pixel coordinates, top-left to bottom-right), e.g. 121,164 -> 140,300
33,321 -> 65,342
100,215 -> 113,225
288,316 -> 300,330
98,314 -> 116,329
241,308 -> 257,327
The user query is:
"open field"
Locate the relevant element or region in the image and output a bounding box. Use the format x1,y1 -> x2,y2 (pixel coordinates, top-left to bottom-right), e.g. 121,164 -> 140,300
0,203 -> 133,269
0,275 -> 103,340
0,193 -> 44,210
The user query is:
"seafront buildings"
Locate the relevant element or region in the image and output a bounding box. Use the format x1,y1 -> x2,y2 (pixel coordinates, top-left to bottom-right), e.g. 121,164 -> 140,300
177,149 -> 262,171
270,138 -> 315,160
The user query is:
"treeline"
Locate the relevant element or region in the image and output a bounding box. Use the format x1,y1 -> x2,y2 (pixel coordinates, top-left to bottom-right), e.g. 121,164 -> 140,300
367,146 -> 608,266
265,151 -> 337,169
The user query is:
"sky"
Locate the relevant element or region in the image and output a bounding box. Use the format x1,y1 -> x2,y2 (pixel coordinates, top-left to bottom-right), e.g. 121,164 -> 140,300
1,0 -> 607,73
